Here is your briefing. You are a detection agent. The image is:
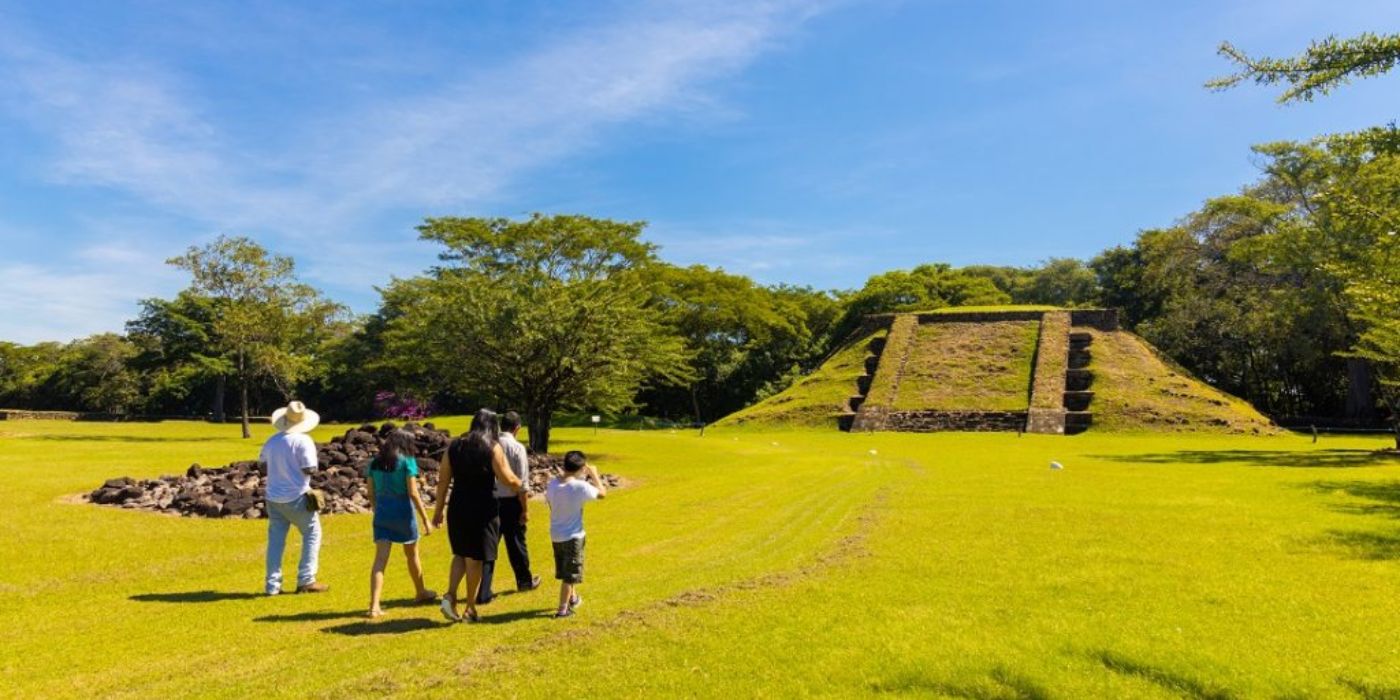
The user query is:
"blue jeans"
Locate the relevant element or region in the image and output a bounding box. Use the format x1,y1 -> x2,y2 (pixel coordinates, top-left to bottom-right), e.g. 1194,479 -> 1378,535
265,494 -> 321,593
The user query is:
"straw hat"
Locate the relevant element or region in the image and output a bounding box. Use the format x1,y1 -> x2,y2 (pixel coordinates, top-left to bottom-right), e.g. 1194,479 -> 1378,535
271,401 -> 320,434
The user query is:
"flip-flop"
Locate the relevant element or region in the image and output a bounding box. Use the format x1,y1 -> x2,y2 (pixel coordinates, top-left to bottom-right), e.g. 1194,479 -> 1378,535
464,608 -> 481,623
366,610 -> 384,620
554,608 -> 574,619
415,590 -> 438,605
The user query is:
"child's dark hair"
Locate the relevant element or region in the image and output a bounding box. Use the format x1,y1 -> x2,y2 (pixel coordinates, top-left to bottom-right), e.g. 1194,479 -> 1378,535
501,410 -> 521,432
563,450 -> 587,473
371,430 -> 415,472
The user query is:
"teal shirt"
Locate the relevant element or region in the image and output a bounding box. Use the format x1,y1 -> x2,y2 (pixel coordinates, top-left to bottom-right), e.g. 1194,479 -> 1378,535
369,455 -> 418,498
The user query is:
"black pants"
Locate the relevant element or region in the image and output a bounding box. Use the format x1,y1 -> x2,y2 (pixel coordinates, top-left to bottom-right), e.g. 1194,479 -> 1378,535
477,496 -> 534,601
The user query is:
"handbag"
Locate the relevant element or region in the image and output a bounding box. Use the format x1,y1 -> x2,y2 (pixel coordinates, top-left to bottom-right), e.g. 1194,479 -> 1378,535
305,488 -> 325,513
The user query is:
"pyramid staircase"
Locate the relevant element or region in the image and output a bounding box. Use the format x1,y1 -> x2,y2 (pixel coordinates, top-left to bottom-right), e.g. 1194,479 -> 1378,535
1064,331 -> 1095,434
836,336 -> 885,431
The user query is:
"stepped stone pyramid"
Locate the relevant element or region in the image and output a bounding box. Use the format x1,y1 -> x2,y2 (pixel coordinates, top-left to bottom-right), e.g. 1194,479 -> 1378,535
719,307 -> 1276,435
839,309 -> 1113,434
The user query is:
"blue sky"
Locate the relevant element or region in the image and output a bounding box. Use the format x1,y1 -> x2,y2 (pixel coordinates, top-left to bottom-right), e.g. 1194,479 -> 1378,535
1,0 -> 1397,343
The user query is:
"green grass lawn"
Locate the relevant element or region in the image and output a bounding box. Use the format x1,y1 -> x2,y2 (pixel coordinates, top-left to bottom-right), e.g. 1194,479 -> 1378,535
3,419 -> 1399,698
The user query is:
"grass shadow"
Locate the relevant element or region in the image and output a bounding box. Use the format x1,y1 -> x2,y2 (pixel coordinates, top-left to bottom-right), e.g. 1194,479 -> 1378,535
1306,481 -> 1400,560
253,598 -> 436,623
870,666 -> 1051,699
131,590 -> 264,603
321,618 -> 441,636
1091,449 -> 1399,469
1338,677 -> 1400,699
1091,650 -> 1236,700
473,607 -> 556,625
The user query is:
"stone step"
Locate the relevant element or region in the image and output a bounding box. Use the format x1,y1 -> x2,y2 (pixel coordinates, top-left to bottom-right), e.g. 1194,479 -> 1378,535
1069,331 -> 1093,346
1065,369 -> 1094,391
1064,411 -> 1093,435
1068,349 -> 1092,369
1063,390 -> 1095,412
864,355 -> 880,374
836,412 -> 856,432
849,395 -> 866,411
856,375 -> 872,395
867,337 -> 886,354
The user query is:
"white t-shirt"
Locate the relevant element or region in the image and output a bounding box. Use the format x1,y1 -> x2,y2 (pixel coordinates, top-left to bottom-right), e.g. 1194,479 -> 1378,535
545,476 -> 599,542
260,432 -> 318,503
493,432 -> 529,499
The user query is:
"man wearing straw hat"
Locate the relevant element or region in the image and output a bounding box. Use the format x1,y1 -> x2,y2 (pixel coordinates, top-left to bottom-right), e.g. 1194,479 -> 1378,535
261,401 -> 329,595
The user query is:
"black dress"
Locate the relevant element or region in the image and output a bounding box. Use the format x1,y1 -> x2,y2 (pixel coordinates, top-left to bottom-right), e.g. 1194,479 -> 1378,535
445,437 -> 501,560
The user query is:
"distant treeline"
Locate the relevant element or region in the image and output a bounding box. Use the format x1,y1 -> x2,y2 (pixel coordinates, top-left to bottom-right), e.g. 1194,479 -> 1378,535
2,132 -> 1394,433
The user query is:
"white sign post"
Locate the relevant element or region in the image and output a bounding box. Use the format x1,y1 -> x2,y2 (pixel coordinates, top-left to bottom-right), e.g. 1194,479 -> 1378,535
591,414 -> 601,435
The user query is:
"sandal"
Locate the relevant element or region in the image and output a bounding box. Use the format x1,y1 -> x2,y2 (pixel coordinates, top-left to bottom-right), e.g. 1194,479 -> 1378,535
554,608 -> 574,619
366,609 -> 385,619
415,589 -> 438,605
464,607 -> 480,623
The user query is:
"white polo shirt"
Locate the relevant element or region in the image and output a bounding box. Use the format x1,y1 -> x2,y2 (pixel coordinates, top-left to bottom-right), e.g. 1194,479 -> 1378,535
260,432 -> 318,503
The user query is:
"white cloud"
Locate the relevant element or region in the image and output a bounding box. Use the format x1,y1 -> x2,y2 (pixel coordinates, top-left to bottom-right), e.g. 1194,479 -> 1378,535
0,245 -> 182,344
0,1 -> 844,341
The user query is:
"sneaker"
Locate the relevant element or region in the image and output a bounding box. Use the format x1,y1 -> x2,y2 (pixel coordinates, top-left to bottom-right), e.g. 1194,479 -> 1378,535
518,576 -> 543,592
439,595 -> 461,622
295,582 -> 329,594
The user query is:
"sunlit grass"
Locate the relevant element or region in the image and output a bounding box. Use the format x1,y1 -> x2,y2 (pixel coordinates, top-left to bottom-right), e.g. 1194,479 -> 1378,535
3,419 -> 1398,697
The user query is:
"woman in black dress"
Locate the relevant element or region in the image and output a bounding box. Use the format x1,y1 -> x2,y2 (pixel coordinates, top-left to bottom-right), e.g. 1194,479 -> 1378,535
431,408 -> 524,622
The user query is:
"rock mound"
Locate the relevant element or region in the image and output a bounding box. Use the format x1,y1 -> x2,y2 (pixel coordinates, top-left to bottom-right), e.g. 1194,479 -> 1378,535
87,422 -> 620,518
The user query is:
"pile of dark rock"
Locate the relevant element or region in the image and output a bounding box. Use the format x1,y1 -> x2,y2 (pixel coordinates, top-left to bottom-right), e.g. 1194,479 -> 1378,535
87,422 -> 620,519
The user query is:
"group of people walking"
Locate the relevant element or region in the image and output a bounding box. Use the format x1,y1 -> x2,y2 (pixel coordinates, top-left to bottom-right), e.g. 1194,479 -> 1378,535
259,401 -> 607,621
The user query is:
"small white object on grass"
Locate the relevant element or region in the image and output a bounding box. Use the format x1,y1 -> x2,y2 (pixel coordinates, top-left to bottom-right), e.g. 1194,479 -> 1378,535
1050,461 -> 1064,470
869,449 -> 879,456
771,441 -> 780,447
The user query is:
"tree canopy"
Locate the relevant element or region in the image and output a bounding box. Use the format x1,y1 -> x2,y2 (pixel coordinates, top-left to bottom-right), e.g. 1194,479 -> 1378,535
382,214 -> 691,452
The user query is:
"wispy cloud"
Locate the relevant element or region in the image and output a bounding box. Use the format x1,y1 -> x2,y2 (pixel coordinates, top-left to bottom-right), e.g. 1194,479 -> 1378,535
0,1 -> 842,341
2,1 -> 834,231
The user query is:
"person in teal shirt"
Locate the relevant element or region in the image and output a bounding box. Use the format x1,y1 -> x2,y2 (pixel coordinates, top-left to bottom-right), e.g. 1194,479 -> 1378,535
366,430 -> 436,618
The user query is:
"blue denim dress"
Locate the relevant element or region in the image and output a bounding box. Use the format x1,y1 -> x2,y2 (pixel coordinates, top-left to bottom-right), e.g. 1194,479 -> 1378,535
370,456 -> 420,543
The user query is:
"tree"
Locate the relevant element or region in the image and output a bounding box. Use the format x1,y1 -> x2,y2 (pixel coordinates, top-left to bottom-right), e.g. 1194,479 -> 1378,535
382,214 -> 691,453
832,264 -> 1010,340
127,292 -> 225,417
167,236 -> 346,438
1209,32 -> 1400,103
644,264 -> 812,424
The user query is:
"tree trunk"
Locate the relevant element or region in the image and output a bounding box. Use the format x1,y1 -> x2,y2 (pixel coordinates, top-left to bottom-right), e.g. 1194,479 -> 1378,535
1346,358 -> 1376,422
527,409 -> 552,454
238,350 -> 251,439
690,384 -> 703,427
213,375 -> 226,423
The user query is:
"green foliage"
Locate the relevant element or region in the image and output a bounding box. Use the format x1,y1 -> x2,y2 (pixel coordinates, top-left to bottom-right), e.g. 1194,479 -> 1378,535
1209,32 -> 1400,103
167,235 -> 348,435
382,214 -> 692,452
641,264 -> 837,423
962,258 -> 1099,307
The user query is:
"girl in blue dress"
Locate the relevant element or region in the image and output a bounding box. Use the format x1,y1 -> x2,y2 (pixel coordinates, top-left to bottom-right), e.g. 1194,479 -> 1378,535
366,430 -> 436,618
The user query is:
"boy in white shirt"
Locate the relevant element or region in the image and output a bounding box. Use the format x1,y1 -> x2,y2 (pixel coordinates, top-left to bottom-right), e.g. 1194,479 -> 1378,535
544,450 -> 606,618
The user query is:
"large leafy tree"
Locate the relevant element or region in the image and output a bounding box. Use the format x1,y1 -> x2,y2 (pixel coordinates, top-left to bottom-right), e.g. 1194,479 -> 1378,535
1209,32 -> 1400,103
167,236 -> 346,438
382,214 -> 691,453
643,264 -> 818,424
